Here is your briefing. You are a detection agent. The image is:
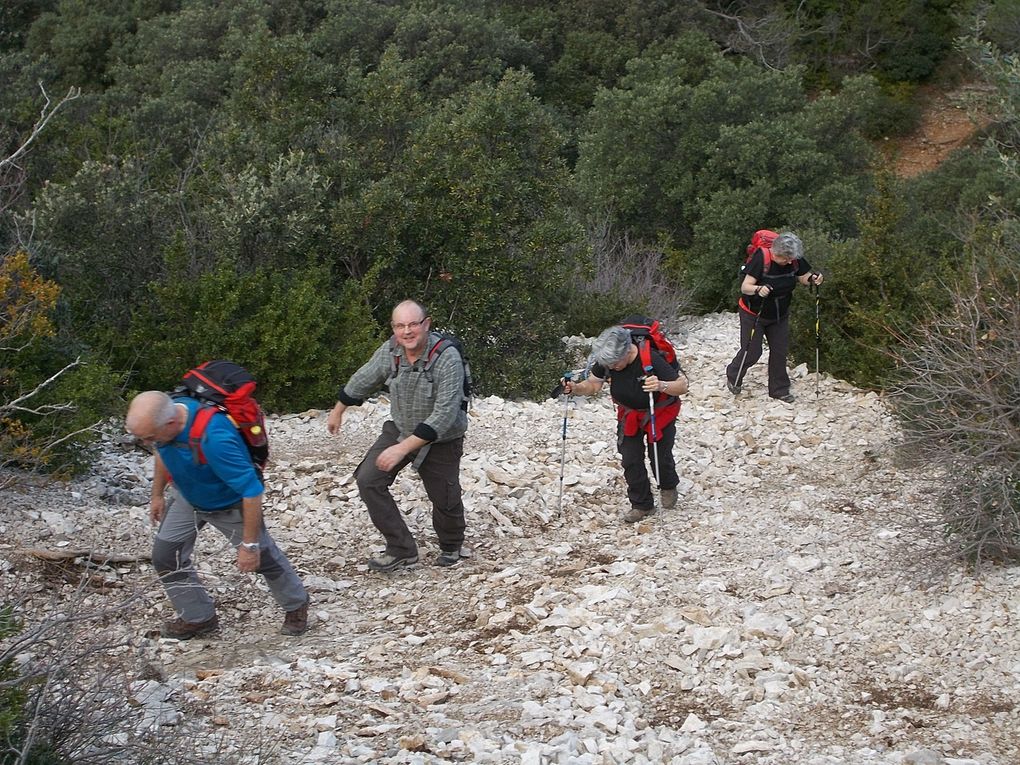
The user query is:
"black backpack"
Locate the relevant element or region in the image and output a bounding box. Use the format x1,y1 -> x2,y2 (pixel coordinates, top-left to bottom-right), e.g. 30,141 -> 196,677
388,332 -> 473,411
171,360 -> 269,474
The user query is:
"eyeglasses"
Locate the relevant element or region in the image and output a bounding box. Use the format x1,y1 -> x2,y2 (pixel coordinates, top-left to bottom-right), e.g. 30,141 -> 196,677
391,318 -> 428,332
130,429 -> 170,448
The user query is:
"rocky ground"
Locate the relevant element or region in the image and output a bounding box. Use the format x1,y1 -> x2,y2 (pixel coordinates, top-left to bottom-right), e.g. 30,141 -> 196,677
2,312 -> 1018,765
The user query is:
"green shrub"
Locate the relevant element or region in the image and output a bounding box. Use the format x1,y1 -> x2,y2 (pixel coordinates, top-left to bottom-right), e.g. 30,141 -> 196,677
859,81 -> 923,139
798,174 -> 955,388
1,250 -> 121,479
131,255 -> 380,412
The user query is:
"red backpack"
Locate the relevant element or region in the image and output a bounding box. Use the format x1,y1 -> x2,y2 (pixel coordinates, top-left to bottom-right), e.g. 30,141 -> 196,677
619,316 -> 680,373
173,360 -> 269,475
742,229 -> 797,273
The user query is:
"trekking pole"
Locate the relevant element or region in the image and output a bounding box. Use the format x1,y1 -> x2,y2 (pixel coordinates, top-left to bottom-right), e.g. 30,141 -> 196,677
813,281 -> 821,399
557,372 -> 573,516
642,374 -> 661,488
733,304 -> 765,393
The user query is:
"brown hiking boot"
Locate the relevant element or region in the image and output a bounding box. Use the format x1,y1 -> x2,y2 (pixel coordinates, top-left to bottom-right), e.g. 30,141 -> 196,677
660,488 -> 678,509
623,506 -> 656,523
161,614 -> 218,640
281,597 -> 310,636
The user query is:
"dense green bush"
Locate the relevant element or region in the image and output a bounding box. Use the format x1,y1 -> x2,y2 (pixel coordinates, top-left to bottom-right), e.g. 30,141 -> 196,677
983,0 -> 1020,54
575,34 -> 875,310
794,175 -> 954,388
1,250 -> 121,479
130,253 -> 378,412
349,70 -> 583,399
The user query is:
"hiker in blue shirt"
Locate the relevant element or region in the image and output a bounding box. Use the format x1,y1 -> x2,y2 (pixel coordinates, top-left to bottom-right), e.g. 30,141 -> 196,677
126,391 -> 309,639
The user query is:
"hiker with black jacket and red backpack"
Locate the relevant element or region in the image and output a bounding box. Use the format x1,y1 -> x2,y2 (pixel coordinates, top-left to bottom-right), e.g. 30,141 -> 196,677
725,231 -> 823,403
126,390 -> 309,639
326,299 -> 469,572
561,324 -> 689,523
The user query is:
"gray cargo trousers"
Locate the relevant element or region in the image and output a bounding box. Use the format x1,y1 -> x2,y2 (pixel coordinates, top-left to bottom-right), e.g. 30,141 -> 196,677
152,487 -> 307,623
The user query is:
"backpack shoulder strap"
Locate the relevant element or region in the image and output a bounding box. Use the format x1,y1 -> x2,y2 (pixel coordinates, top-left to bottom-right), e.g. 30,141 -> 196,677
425,336 -> 454,370
636,337 -> 653,371
188,404 -> 220,466
386,335 -> 401,382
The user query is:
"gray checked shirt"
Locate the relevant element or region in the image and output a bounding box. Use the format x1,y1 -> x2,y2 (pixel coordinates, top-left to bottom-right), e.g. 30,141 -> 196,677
340,333 -> 468,443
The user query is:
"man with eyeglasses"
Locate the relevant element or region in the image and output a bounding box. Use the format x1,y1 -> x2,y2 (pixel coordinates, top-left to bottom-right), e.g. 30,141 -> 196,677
126,391 -> 309,639
327,299 -> 468,572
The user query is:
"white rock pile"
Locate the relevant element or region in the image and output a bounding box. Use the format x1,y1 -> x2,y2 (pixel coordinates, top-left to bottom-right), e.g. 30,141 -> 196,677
1,312 -> 1018,765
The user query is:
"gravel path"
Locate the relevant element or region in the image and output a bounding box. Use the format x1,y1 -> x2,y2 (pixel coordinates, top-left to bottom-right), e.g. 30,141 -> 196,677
2,312 -> 1017,765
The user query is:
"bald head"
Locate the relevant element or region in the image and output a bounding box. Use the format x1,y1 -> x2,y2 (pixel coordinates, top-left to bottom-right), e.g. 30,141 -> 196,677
126,391 -> 181,442
392,299 -> 428,323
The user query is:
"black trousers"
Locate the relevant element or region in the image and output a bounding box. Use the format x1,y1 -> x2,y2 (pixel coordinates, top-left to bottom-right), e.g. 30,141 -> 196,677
617,420 -> 678,511
354,420 -> 465,558
725,309 -> 791,398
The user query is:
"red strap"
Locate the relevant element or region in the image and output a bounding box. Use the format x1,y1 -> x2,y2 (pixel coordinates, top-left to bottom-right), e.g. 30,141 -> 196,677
187,368 -> 231,397
637,338 -> 653,371
188,406 -> 218,465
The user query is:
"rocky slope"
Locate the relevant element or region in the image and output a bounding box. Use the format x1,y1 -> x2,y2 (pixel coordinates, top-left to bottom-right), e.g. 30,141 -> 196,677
2,312 -> 1018,765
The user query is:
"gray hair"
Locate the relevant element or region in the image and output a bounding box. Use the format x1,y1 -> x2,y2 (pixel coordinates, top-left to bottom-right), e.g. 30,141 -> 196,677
772,232 -> 803,260
592,325 -> 633,368
125,390 -> 177,435
154,393 -> 177,424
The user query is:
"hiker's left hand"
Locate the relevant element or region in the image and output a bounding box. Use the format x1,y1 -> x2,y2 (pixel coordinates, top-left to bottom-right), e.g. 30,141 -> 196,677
810,272 -> 824,285
641,375 -> 661,393
376,444 -> 408,472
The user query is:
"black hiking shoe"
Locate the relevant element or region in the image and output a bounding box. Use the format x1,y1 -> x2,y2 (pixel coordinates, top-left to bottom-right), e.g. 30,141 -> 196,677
367,552 -> 419,572
435,549 -> 463,567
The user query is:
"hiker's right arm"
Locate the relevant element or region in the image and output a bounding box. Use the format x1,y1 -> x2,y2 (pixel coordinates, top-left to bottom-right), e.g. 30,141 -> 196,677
564,374 -> 605,396
740,274 -> 771,297
326,402 -> 347,435
150,454 -> 169,525
328,342 -> 391,434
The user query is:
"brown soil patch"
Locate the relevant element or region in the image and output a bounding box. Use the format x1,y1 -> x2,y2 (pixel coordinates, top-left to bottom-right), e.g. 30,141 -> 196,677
884,84 -> 992,178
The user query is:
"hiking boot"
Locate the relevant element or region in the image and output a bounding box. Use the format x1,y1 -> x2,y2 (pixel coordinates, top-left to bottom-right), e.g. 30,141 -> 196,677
161,614 -> 218,640
435,548 -> 463,567
623,506 -> 656,523
281,597 -> 310,636
660,488 -> 678,509
367,552 -> 419,572
726,379 -> 741,395
771,393 -> 795,403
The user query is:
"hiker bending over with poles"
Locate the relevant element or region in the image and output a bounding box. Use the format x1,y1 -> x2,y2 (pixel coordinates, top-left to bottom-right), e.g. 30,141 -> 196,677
725,231 -> 822,403
560,324 -> 688,524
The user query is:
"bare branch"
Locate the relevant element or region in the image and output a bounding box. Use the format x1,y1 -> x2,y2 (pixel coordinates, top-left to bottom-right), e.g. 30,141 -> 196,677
0,357 -> 82,416
0,83 -> 81,173
890,254 -> 1020,566
702,2 -> 796,70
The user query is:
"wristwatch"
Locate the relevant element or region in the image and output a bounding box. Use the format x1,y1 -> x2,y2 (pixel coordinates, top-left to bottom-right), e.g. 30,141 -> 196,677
239,542 -> 260,552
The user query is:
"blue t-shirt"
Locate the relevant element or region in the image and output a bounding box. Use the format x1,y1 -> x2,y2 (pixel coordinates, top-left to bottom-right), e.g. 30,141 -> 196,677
157,397 -> 264,511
